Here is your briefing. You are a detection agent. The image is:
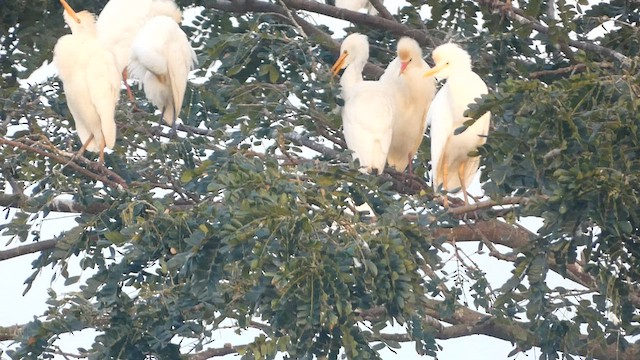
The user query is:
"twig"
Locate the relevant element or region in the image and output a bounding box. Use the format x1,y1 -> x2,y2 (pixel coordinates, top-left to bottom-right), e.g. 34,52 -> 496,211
0,137 -> 126,189
529,62 -> 613,79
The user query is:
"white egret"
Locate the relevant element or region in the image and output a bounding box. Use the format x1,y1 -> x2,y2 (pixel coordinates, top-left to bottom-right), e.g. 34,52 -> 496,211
331,33 -> 394,174
96,0 -> 196,125
335,0 -> 379,15
54,0 -> 120,163
380,37 -> 436,173
129,16 -> 198,126
423,43 -> 491,207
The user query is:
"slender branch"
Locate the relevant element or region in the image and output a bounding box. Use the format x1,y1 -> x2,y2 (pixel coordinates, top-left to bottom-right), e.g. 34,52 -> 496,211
0,136 -> 126,189
283,132 -> 341,158
368,0 -> 394,21
447,197 -> 529,216
529,62 -> 613,79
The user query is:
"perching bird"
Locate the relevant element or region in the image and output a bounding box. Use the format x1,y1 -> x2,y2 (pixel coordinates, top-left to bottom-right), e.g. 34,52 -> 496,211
335,0 -> 380,15
331,33 -> 394,174
54,0 -> 120,163
423,43 -> 491,207
96,0 -> 196,125
128,15 -> 198,127
380,37 -> 436,173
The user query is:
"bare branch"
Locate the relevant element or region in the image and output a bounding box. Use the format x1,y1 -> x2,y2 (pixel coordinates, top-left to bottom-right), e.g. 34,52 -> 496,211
0,324 -> 23,341
368,0 -> 394,21
0,239 -> 59,261
529,62 -> 614,79
188,343 -> 242,360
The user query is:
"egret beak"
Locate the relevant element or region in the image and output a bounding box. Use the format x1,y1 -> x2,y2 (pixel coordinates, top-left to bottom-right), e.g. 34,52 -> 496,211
399,61 -> 409,75
59,0 -> 81,23
423,61 -> 447,78
331,51 -> 348,77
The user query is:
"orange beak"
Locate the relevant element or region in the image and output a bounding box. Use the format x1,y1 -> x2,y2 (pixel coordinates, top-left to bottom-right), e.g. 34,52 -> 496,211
399,61 -> 409,75
331,51 -> 348,77
423,61 -> 447,78
59,0 -> 81,23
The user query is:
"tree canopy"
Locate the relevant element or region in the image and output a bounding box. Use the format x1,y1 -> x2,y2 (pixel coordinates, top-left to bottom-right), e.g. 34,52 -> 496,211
1,0 -> 639,359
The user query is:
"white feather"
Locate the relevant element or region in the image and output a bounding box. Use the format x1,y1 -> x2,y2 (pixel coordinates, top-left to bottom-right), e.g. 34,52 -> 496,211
54,10 -> 120,155
426,43 -> 491,193
333,33 -> 394,173
129,16 -> 197,125
380,37 -> 436,172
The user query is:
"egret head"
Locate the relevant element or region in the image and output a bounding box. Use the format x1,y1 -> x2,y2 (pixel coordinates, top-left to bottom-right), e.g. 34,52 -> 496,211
423,43 -> 472,80
331,33 -> 369,76
60,0 -> 97,34
397,37 -> 422,75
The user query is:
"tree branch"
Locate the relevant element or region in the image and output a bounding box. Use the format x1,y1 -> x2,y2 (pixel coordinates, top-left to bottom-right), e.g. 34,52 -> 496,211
0,239 -> 58,261
368,0 -> 394,21
478,0 -> 630,65
0,324 -> 23,341
0,136 -> 127,189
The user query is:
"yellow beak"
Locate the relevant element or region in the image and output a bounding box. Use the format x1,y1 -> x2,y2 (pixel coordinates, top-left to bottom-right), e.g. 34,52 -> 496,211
331,51 -> 349,77
423,61 -> 448,78
59,0 -> 81,23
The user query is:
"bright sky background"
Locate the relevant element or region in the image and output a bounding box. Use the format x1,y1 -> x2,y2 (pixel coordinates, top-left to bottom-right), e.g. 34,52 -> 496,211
1,0 -> 617,358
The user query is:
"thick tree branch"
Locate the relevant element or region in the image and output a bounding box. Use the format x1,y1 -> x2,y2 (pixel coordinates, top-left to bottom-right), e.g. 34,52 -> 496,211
204,0 -> 387,77
0,239 -> 58,261
0,324 -> 23,341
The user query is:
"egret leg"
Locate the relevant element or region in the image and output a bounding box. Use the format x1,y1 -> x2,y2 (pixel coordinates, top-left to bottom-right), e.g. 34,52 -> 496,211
168,102 -> 178,139
458,161 -> 470,206
98,137 -> 106,164
123,69 -> 135,103
76,134 -> 95,159
440,153 -> 449,208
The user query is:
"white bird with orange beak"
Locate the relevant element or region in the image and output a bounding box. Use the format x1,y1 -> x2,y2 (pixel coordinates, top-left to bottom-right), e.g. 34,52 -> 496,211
97,0 -> 196,128
331,33 -> 395,174
423,43 -> 491,207
380,37 -> 436,173
54,0 -> 120,164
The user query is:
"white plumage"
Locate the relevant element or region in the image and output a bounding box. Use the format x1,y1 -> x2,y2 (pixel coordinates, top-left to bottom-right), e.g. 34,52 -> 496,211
424,43 -> 491,206
380,37 -> 436,173
96,0 -> 196,125
129,16 -> 198,125
335,0 -> 379,15
331,33 -> 394,174
96,0 -> 182,76
53,2 -> 120,163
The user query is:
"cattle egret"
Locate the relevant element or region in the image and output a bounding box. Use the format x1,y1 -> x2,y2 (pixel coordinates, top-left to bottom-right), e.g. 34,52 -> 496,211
335,0 -> 379,15
380,37 -> 436,173
129,16 -> 197,126
96,0 -> 196,125
331,33 -> 394,174
54,0 -> 120,163
423,43 -> 491,207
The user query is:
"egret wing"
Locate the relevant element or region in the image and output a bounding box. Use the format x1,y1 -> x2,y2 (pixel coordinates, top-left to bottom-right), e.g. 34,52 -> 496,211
428,84 -> 454,189
86,46 -> 120,149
